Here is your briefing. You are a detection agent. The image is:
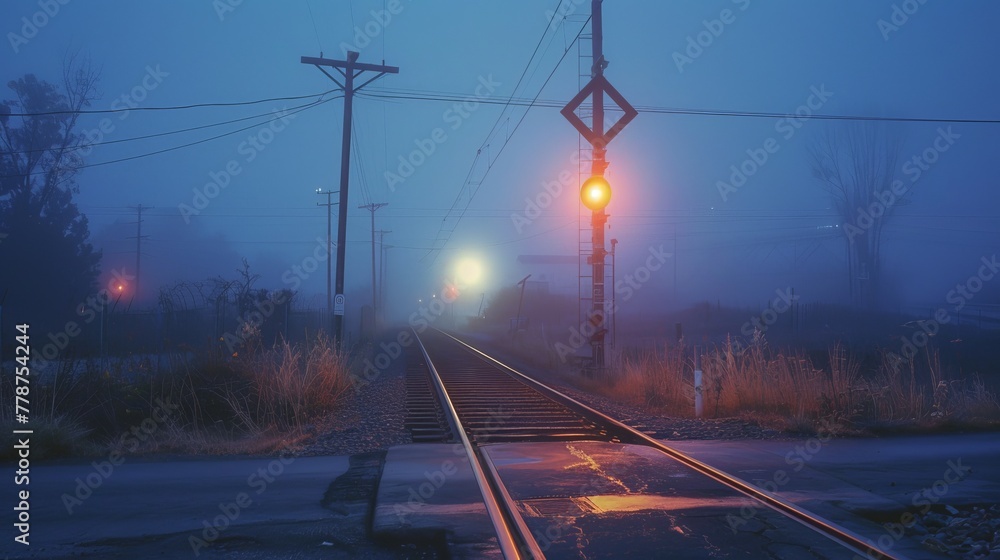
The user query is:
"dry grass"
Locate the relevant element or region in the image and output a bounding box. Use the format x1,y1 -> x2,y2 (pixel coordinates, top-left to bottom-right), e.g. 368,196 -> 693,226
0,332 -> 353,459
226,332 -> 352,433
605,343 -> 691,410
599,335 -> 1000,432
703,342 -> 825,419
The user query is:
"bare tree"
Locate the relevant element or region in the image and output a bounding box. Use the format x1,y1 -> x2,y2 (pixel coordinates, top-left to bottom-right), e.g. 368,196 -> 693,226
0,53 -> 102,331
810,122 -> 905,308
1,51 -> 100,212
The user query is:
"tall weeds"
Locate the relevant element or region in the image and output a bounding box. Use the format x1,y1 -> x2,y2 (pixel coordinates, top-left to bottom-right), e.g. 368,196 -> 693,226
0,333 -> 352,459
702,340 -> 827,419
612,343 -> 690,410
604,336 -> 1000,430
227,333 -> 351,433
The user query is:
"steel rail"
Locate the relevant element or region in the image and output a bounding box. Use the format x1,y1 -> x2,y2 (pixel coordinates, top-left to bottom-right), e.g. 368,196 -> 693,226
413,330 -> 545,560
435,329 -> 904,560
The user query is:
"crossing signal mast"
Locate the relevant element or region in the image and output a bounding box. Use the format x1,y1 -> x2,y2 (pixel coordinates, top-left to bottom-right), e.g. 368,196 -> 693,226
561,0 -> 637,370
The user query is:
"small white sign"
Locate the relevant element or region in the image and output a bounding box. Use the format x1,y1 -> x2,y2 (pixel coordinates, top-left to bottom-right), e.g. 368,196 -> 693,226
334,294 -> 345,316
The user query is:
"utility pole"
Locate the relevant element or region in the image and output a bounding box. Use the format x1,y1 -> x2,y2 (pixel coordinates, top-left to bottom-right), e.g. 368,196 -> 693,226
128,204 -> 152,301
316,189 -> 338,327
673,222 -> 678,310
359,202 -> 388,326
377,229 -> 391,322
610,238 -> 618,351
560,0 -> 637,371
513,274 -> 531,344
382,244 -> 394,323
301,51 -> 399,347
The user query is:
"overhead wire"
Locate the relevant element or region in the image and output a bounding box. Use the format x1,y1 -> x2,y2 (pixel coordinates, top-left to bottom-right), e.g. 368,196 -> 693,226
11,85 -> 995,125
6,88 -> 995,181
2,17 -> 995,269
73,205 -> 1000,224
426,11 -> 593,263
4,89 -> 340,117
6,96 -> 332,156
357,88 -> 1000,125
428,0 -> 568,254
480,0 -> 566,147
2,94 -> 343,179
305,0 -> 324,55
432,1 -> 567,239
196,220 -> 579,251
351,117 -> 372,206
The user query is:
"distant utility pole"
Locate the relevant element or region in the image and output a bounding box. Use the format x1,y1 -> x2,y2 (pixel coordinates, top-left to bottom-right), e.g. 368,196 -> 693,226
359,202 -> 388,322
514,274 -> 532,343
128,204 -> 153,301
301,51 -> 399,347
377,229 -> 392,321
672,222 -> 678,309
610,237 -> 618,350
316,189 -> 338,323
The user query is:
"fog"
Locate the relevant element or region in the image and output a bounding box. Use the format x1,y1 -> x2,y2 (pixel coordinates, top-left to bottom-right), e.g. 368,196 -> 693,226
2,0 -> 999,344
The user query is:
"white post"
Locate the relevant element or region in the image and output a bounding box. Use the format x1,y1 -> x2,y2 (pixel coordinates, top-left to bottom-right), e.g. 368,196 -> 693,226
694,347 -> 703,418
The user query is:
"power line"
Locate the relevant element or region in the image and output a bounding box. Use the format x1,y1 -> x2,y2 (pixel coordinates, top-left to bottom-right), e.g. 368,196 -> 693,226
73,206 -> 1000,222
6,97 -> 330,156
4,89 -> 340,117
8,87 -> 993,178
480,0 -> 566,145
432,0 -> 566,248
133,219 -> 998,251
359,88 -> 1000,125
351,116 -> 372,206
305,0 -> 324,55
199,220 -> 577,250
635,106 -> 1000,125
1,95 -> 342,179
426,14 -> 593,262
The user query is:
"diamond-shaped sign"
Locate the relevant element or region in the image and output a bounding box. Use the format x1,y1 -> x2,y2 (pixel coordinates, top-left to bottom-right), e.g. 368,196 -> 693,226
561,75 -> 638,147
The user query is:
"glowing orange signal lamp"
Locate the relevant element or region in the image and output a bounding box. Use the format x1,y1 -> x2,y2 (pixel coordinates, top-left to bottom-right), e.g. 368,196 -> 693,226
581,176 -> 611,211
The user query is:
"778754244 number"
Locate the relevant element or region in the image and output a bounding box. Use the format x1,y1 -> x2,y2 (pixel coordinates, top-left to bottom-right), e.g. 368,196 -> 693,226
14,323 -> 30,424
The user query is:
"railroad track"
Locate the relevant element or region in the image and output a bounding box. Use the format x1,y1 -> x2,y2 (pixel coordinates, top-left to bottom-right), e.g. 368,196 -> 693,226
410,328 -> 901,560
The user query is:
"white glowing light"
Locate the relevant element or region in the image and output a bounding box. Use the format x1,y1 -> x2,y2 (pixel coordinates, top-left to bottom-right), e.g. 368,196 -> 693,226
456,258 -> 483,285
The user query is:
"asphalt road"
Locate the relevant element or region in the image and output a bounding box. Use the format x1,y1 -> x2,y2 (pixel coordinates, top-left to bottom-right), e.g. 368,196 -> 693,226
2,455 -> 356,558
3,433 -> 998,558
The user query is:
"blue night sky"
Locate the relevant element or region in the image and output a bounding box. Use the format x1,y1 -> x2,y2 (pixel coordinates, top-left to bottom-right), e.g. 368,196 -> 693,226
3,0 -> 999,321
